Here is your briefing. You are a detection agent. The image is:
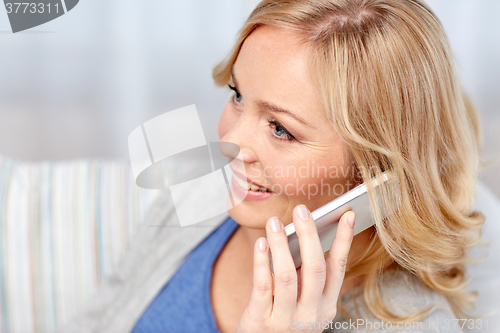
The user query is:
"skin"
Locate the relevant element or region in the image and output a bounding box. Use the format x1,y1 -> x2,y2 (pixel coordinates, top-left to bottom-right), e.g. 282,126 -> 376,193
212,25 -> 374,333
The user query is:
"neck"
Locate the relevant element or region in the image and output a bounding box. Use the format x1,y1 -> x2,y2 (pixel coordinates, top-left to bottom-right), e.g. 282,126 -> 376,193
232,223 -> 267,250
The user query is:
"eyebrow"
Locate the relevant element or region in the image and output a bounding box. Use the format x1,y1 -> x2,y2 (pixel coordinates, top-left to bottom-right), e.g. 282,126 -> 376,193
256,101 -> 310,127
230,64 -> 311,128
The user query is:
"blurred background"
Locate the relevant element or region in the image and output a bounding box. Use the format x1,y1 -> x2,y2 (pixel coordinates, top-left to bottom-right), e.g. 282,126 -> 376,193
0,0 -> 498,195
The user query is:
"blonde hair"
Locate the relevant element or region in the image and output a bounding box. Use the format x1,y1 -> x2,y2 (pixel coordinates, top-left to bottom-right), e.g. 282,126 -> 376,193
212,0 -> 485,323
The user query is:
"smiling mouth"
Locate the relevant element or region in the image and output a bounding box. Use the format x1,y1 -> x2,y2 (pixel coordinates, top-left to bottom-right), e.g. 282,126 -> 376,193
233,174 -> 273,193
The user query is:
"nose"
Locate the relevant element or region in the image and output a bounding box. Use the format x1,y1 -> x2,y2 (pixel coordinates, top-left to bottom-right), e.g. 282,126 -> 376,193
219,115 -> 258,164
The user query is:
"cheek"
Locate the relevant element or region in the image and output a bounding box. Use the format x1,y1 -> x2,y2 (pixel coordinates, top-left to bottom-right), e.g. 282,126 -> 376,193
218,102 -> 233,140
266,157 -> 351,205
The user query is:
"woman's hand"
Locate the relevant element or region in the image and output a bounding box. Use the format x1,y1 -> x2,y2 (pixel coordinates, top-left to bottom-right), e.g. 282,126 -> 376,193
235,205 -> 356,333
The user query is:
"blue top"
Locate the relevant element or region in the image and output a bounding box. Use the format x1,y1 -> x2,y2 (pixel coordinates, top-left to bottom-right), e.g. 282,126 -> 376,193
131,216 -> 239,333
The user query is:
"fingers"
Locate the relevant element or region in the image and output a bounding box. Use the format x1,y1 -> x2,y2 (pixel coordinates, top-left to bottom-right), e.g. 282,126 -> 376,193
246,237 -> 273,320
266,216 -> 297,320
322,211 -> 355,304
247,210 -> 355,326
292,205 -> 327,308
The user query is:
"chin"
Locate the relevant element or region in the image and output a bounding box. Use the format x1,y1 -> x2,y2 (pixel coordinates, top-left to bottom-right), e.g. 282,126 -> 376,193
228,206 -> 264,229
227,201 -> 274,229
227,195 -> 295,230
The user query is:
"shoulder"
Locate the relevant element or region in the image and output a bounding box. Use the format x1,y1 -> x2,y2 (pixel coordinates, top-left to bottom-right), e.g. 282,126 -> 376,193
55,191 -> 229,333
325,270 -> 463,333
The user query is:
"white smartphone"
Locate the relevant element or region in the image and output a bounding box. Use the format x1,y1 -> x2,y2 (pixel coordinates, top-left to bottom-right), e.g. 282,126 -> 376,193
270,171 -> 396,272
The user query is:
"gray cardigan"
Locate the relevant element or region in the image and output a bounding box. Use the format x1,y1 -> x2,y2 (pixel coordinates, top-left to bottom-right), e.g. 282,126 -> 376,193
57,189 -> 462,333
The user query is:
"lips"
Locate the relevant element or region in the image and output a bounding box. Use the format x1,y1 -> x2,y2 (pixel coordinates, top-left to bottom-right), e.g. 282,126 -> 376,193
229,164 -> 273,192
230,175 -> 274,201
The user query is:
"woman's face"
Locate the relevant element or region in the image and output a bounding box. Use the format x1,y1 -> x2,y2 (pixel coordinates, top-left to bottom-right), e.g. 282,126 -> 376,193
218,26 -> 354,229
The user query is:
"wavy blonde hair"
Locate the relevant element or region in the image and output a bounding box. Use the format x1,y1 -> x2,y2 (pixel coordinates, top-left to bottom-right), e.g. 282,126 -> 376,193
212,0 -> 486,323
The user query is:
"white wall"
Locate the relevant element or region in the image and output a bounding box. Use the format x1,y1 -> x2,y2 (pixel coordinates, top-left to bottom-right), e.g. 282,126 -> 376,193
425,0 -> 500,197
0,0 -> 260,160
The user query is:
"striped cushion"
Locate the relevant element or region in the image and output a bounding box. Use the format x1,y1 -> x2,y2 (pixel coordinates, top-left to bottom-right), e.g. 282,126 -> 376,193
0,155 -> 160,333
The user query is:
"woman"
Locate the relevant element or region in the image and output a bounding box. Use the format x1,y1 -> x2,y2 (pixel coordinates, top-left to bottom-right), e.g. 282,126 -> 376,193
131,0 -> 485,332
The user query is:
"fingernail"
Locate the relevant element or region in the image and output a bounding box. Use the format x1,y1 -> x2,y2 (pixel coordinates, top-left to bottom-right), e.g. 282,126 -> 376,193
348,212 -> 356,228
269,217 -> 282,233
296,205 -> 310,220
258,238 -> 267,252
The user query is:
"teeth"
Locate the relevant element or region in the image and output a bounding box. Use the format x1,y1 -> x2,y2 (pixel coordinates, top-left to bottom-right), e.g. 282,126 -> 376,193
235,176 -> 251,190
234,175 -> 270,192
250,184 -> 260,191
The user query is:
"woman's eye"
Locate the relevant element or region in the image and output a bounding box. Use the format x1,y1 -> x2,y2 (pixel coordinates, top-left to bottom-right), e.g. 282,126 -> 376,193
267,118 -> 295,142
227,84 -> 243,104
233,91 -> 242,103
